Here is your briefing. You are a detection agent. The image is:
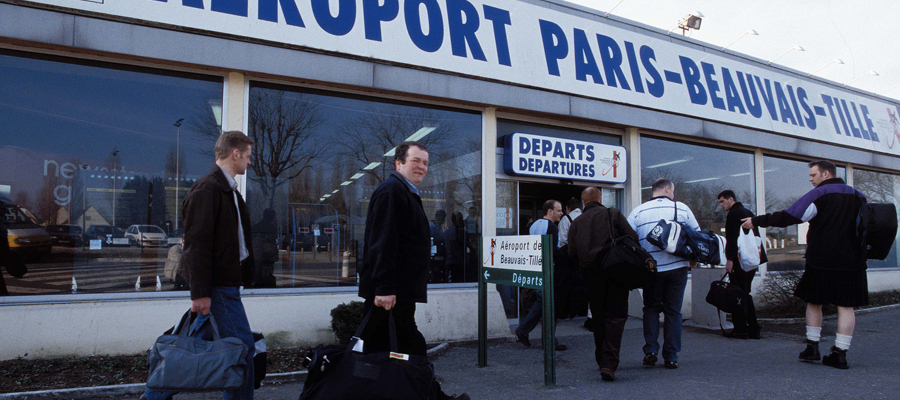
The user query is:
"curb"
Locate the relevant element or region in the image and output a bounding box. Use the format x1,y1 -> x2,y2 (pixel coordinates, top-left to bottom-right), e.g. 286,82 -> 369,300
0,343 -> 452,399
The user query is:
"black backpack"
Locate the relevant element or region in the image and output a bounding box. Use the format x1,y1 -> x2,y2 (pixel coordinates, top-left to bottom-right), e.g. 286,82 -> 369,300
857,199 -> 898,260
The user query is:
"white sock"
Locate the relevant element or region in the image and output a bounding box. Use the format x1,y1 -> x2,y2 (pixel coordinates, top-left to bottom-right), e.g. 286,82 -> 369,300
835,334 -> 852,350
806,326 -> 822,342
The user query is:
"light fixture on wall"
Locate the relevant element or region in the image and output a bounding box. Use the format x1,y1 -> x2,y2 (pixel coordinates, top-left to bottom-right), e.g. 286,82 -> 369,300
722,29 -> 758,51
845,70 -> 879,87
768,45 -> 804,65
671,11 -> 703,35
808,58 -> 844,77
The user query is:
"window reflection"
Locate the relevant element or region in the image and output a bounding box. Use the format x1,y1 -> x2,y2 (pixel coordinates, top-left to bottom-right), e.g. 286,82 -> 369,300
244,83 -> 482,288
762,156 -> 845,271
640,137 -> 756,233
0,50 -> 223,295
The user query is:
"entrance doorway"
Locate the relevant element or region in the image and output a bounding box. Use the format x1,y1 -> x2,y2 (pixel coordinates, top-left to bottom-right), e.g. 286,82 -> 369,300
518,182 -> 585,235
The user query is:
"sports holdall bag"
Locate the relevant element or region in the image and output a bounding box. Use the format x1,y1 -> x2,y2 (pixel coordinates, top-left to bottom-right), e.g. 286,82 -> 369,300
599,208 -> 657,290
683,229 -> 726,266
857,200 -> 898,260
147,310 -> 249,392
705,274 -> 747,315
298,309 -> 436,400
646,202 -> 695,259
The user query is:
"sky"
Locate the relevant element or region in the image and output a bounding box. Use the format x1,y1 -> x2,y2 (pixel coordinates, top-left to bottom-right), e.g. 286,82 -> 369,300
564,0 -> 900,102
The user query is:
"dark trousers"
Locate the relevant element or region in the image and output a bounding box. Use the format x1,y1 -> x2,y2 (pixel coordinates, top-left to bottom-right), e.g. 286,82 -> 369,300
584,269 -> 629,371
361,300 -> 427,356
728,267 -> 760,333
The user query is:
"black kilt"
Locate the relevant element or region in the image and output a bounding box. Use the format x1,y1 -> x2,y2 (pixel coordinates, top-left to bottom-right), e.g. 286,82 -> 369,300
794,266 -> 869,307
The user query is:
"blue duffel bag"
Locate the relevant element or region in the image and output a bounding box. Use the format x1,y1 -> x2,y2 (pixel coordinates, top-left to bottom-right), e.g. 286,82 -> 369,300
646,219 -> 694,259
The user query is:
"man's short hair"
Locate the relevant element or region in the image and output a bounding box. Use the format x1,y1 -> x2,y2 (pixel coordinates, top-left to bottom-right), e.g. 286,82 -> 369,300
581,187 -> 602,204
215,131 -> 254,160
541,200 -> 560,217
394,141 -> 428,164
808,160 -> 837,177
565,197 -> 582,212
651,178 -> 674,193
717,190 -> 736,201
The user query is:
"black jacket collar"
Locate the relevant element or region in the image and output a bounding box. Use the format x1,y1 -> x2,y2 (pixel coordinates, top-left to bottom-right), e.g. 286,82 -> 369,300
819,177 -> 845,187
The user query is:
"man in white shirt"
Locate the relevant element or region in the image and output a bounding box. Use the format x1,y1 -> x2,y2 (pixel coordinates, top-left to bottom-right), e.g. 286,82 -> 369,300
628,178 -> 699,370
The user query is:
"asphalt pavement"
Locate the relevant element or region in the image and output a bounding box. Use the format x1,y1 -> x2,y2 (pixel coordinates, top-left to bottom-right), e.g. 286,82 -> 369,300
50,306 -> 899,400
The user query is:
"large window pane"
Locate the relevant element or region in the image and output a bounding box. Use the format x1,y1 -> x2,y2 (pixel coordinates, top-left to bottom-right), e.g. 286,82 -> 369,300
639,137 -> 756,232
0,50 -> 223,295
853,169 -> 900,269
244,82 -> 482,288
762,156 -> 846,271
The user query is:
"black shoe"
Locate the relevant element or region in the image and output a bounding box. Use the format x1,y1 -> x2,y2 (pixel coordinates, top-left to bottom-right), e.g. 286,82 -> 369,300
724,330 -> 750,339
555,343 -> 568,351
822,346 -> 849,369
600,368 -> 616,381
799,340 -> 821,362
584,318 -> 594,332
642,353 -> 658,367
664,360 -> 678,369
515,329 -> 531,347
749,328 -> 761,340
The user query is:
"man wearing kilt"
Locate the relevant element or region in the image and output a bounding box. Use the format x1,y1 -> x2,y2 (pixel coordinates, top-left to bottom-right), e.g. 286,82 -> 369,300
742,160 -> 866,369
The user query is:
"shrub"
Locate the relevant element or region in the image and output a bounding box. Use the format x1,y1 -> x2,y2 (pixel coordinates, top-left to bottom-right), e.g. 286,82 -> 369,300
756,271 -> 807,318
331,301 -> 365,344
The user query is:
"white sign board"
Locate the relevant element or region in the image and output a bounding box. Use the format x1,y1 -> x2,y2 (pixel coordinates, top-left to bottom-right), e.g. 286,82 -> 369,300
482,235 -> 546,288
504,132 -> 626,183
24,0 -> 900,156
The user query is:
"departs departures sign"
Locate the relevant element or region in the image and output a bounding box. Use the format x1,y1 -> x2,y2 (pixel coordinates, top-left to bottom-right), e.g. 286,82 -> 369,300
478,235 -> 556,387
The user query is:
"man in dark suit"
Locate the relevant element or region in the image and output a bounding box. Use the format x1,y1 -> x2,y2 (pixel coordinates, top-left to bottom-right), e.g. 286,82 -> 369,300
358,141 -> 468,399
717,190 -> 766,339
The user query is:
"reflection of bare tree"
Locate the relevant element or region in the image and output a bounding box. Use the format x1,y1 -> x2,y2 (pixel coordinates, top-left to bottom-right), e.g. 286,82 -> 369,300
334,107 -> 457,184
855,170 -> 897,203
193,90 -> 327,209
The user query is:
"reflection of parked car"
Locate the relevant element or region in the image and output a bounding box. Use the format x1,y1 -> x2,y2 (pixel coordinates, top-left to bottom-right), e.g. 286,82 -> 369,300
124,224 -> 168,247
3,204 -> 51,260
85,225 -> 128,246
280,232 -> 329,251
45,224 -> 84,247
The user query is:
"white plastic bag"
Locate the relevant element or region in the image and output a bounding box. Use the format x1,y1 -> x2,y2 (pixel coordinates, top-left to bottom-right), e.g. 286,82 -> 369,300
737,228 -> 761,270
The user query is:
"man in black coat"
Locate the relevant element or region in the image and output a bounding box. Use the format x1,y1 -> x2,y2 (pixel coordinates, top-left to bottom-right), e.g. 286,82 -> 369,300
568,187 -> 639,382
358,141 -> 433,356
743,160 -> 866,369
717,190 -> 767,339
142,131 -> 257,400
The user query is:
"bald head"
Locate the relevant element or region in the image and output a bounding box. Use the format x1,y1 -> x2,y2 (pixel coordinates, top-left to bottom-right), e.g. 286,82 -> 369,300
581,187 -> 602,204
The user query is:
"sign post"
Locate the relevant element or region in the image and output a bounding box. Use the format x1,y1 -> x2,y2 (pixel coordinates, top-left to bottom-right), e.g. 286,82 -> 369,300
478,234 -> 555,387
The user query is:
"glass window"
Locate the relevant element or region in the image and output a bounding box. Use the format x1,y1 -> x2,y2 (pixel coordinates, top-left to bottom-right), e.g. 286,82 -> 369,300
0,50 -> 223,296
853,169 -> 900,269
639,136 -> 756,232
762,156 -> 846,271
244,82 -> 482,288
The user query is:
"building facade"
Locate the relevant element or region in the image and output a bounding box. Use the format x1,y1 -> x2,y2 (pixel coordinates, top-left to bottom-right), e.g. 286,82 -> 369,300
1,0 -> 899,359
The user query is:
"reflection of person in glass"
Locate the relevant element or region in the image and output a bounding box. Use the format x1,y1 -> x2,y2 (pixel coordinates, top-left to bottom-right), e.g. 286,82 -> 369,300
252,208 -> 279,288
142,131 -> 257,400
429,209 -> 447,283
1,199 -> 28,296
443,211 -> 465,283
742,160 -> 867,369
357,141 -> 468,399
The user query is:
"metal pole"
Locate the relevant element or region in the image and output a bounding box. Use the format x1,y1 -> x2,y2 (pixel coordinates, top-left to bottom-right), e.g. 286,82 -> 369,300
478,237 -> 487,367
111,150 -> 118,227
541,234 -> 556,387
174,118 -> 184,231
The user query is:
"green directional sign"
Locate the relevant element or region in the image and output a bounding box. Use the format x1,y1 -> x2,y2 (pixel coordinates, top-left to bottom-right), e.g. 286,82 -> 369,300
482,267 -> 543,289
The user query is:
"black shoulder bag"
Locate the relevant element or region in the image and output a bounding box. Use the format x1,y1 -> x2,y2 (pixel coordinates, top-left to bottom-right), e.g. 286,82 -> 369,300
599,207 -> 657,290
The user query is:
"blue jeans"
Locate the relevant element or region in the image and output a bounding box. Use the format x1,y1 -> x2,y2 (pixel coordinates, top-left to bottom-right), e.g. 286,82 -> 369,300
642,267 -> 688,362
144,286 -> 255,400
516,290 -> 558,345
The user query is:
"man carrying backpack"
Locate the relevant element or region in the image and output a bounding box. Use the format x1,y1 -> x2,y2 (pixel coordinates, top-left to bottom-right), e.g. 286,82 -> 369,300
742,160 -> 866,369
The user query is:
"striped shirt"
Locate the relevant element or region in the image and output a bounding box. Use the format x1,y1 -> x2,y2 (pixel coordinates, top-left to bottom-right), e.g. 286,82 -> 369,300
627,197 -> 700,272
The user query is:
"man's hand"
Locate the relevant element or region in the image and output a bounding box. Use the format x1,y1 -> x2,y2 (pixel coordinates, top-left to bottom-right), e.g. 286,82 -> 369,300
374,295 -> 396,310
741,217 -> 754,230
689,261 -> 698,269
725,260 -> 734,273
191,297 -> 211,315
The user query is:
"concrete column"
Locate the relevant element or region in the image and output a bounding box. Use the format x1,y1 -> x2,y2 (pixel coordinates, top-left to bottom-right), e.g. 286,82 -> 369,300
482,107 -> 498,238
754,149 -> 767,277
223,72 -> 249,197
623,127 -> 644,318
